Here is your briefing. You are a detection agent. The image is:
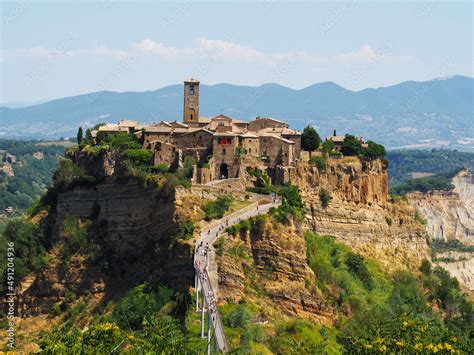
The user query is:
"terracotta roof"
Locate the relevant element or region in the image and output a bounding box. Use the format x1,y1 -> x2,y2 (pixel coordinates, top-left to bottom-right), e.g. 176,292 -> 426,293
211,114 -> 234,121
327,135 -> 345,143
145,126 -> 173,133
253,116 -> 286,125
267,135 -> 295,144
259,127 -> 301,136
118,119 -> 139,127
238,132 -> 259,138
213,131 -> 236,137
178,128 -> 213,137
170,121 -> 189,128
171,127 -> 191,134
98,124 -> 127,132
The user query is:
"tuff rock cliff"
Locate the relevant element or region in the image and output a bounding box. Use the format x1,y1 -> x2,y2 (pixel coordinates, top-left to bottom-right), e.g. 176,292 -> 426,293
216,217 -> 333,325
292,158 -> 430,269
17,178 -> 195,316
409,170 -> 474,292
215,157 -> 430,324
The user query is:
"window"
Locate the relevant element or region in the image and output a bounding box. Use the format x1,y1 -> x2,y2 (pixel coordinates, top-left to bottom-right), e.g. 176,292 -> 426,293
190,114 -> 193,120
249,148 -> 251,153
189,85 -> 195,95
222,148 -> 226,155
218,137 -> 232,145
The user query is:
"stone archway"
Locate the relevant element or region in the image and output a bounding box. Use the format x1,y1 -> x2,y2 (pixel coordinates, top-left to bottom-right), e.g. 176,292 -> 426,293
219,163 -> 229,179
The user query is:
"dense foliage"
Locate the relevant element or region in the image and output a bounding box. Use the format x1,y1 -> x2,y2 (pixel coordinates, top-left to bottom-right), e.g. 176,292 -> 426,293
389,171 -> 457,195
203,194 -> 234,221
341,135 -> 386,161
305,232 -> 474,353
273,184 -> 305,222
0,139 -> 66,211
0,219 -> 46,293
309,155 -> 326,172
387,149 -> 474,186
301,126 -> 322,154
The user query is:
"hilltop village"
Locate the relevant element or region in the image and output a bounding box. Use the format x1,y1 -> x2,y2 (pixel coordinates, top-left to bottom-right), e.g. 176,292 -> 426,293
90,79 -> 304,184
89,79 -> 331,184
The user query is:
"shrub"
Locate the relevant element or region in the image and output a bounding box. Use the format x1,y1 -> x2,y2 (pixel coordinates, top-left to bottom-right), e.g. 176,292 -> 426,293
319,188 -> 332,208
345,251 -> 373,290
229,244 -> 249,260
414,210 -> 427,225
385,216 -> 393,226
176,220 -> 194,240
274,185 -> 305,222
124,149 -> 154,166
224,304 -> 253,328
322,139 -> 335,153
111,283 -> 173,330
53,159 -> 96,192
309,156 -> 327,172
235,147 -> 247,156
213,237 -> 225,256
388,270 -> 427,315
203,194 -> 234,221
419,259 -> 432,276
152,164 -> 170,173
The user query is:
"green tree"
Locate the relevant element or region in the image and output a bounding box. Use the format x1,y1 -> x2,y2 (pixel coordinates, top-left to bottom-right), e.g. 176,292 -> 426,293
319,188 -> 331,208
322,139 -> 335,153
77,126 -> 83,145
363,140 -> 386,160
85,128 -> 93,144
341,134 -> 363,156
301,126 -> 321,156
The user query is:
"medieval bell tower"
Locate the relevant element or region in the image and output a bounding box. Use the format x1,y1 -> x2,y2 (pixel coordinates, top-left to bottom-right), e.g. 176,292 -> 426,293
183,78 -> 200,124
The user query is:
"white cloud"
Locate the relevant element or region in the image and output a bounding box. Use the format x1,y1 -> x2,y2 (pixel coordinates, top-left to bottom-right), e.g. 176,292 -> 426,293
335,44 -> 377,64
1,39 -> 418,68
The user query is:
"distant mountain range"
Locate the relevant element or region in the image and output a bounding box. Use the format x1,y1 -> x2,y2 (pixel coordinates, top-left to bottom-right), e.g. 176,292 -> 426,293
1,75 -> 473,151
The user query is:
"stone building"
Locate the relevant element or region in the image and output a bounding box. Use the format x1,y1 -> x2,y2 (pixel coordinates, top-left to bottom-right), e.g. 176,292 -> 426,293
91,78 -> 303,183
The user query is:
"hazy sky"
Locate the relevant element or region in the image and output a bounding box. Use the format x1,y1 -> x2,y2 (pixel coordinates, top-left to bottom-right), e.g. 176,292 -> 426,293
1,0 -> 472,103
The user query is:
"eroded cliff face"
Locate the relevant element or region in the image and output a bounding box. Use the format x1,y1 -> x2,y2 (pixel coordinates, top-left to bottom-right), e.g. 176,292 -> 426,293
409,171 -> 474,244
409,170 -> 474,291
18,178 -> 194,316
292,158 -> 429,269
217,217 -> 333,325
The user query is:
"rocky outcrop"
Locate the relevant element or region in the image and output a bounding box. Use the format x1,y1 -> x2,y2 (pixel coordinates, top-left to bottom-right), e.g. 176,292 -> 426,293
409,170 -> 474,291
409,171 -> 474,244
217,218 -> 333,324
293,157 -> 429,269
17,178 -> 195,316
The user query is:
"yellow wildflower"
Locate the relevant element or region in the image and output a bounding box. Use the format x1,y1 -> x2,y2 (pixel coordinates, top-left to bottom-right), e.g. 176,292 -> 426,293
396,341 -> 405,348
414,343 -> 423,350
378,344 -> 387,352
402,321 -> 409,327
